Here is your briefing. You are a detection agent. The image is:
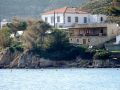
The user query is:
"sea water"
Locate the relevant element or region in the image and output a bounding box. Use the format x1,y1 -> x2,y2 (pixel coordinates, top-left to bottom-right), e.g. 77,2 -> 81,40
0,69 -> 120,90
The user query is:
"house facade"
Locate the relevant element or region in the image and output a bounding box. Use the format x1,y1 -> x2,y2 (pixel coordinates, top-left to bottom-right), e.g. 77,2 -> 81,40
69,23 -> 120,46
0,19 -> 9,29
41,7 -> 107,28
116,35 -> 120,44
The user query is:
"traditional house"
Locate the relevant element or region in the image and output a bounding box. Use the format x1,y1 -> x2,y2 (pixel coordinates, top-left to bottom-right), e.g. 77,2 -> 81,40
69,23 -> 120,46
41,7 -> 107,28
0,19 -> 9,29
116,35 -> 120,44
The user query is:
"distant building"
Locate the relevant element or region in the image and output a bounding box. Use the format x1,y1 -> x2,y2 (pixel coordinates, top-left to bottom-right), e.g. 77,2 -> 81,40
69,23 -> 120,46
41,7 -> 107,28
116,35 -> 120,44
0,19 -> 10,29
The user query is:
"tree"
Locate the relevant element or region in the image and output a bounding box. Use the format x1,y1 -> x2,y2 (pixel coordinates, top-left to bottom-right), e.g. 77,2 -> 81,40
22,20 -> 51,50
48,29 -> 70,51
0,27 -> 12,48
109,0 -> 120,16
33,21 -> 51,49
45,29 -> 87,60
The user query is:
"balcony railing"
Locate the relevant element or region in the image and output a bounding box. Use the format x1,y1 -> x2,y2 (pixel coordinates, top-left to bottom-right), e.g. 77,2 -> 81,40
84,33 -> 107,36
70,33 -> 107,37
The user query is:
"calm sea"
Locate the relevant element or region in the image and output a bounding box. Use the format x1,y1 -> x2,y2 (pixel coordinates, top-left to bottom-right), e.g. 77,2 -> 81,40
0,69 -> 120,90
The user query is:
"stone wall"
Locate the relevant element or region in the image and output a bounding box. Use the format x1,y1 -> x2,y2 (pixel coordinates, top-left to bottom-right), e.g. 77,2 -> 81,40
69,36 -> 110,46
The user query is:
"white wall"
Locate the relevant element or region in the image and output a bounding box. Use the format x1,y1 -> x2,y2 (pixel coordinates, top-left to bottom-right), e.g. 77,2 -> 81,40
64,13 -> 90,27
90,14 -> 107,23
116,35 -> 120,44
0,19 -> 9,29
41,14 -> 64,27
41,13 -> 107,28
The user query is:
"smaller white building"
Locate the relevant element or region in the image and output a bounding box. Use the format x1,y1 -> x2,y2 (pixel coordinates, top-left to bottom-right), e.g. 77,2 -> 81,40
0,19 -> 9,29
41,7 -> 107,28
116,35 -> 120,44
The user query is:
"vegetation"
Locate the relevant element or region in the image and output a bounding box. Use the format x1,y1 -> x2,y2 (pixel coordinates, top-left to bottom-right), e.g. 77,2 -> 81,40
43,29 -> 87,60
17,20 -> 91,61
81,0 -> 120,24
94,50 -> 111,60
0,19 -> 113,61
22,20 -> 51,50
23,26 -> 87,60
0,19 -> 27,52
0,27 -> 12,49
81,0 -> 112,14
7,18 -> 27,37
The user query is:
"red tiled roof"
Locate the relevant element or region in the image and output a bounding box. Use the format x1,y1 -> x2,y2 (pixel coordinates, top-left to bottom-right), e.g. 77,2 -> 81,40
42,7 -> 88,15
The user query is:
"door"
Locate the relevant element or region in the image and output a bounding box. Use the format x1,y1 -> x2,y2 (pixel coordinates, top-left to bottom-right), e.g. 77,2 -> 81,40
83,39 -> 86,44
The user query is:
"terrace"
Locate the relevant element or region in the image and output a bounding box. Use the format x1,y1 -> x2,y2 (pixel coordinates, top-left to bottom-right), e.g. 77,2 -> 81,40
69,27 -> 107,37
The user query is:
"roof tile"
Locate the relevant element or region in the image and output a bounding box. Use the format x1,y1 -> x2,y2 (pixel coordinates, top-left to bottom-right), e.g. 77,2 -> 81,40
43,7 -> 88,15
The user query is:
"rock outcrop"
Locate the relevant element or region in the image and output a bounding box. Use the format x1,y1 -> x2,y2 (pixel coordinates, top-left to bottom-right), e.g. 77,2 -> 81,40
0,48 -> 21,68
0,49 -> 120,68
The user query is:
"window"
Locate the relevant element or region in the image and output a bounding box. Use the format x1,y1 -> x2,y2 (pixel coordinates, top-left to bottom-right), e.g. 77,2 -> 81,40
57,16 -> 60,22
51,16 -> 54,23
68,17 -> 71,22
100,29 -> 103,33
88,39 -> 90,42
83,39 -> 86,44
84,17 -> 87,23
100,17 -> 103,22
45,17 -> 48,22
77,39 -> 79,42
75,17 -> 78,23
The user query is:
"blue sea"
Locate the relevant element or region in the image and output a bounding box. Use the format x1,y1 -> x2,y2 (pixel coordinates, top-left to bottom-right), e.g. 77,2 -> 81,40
0,69 -> 120,90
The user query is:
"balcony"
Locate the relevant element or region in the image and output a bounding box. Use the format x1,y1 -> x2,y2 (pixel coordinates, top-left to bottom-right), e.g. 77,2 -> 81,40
73,23 -> 107,28
84,33 -> 107,36
70,33 -> 107,37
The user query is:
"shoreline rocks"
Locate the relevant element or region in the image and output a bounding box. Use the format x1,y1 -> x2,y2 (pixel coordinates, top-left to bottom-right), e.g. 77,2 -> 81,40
0,49 -> 120,69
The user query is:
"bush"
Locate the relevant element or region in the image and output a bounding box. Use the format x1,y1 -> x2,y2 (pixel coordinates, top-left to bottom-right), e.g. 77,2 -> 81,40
94,50 -> 110,60
42,45 -> 87,61
0,27 -> 12,48
109,6 -> 120,16
30,29 -> 87,60
10,41 -> 24,52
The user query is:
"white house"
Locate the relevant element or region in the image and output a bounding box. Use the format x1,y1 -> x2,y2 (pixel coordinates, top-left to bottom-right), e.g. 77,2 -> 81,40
41,7 -> 107,28
10,31 -> 24,38
0,19 -> 10,29
116,35 -> 120,44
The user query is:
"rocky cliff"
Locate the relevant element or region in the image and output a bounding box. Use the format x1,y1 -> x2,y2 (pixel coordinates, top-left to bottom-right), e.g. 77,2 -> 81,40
0,48 -> 119,68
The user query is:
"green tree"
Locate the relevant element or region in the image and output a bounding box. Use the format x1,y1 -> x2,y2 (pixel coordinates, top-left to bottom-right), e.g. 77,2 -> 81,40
48,29 -> 70,51
44,29 -> 87,60
33,21 -> 51,49
0,27 -> 12,48
109,6 -> 120,16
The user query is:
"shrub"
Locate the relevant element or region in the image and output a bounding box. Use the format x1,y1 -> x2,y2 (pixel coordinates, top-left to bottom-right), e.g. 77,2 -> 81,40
94,50 -> 111,60
10,41 -> 24,52
42,45 -> 87,61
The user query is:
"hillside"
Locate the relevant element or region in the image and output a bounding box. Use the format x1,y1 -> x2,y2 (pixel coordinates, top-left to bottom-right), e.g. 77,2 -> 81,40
81,0 -> 120,24
0,0 -> 89,20
81,0 -> 112,14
